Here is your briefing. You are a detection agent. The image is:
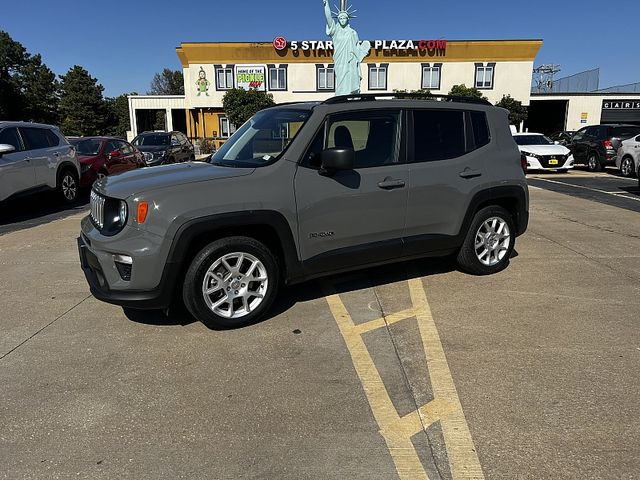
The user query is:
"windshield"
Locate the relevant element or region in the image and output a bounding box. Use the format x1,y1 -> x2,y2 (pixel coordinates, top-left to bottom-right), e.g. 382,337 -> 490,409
514,135 -> 553,146
211,108 -> 311,167
73,138 -> 103,155
133,134 -> 169,146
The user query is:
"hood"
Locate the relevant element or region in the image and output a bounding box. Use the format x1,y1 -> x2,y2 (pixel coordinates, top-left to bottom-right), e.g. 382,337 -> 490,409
93,161 -> 254,199
135,145 -> 169,153
518,144 -> 570,156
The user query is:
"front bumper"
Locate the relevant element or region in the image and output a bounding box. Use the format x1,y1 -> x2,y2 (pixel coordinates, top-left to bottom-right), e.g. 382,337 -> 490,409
77,217 -> 177,310
525,155 -> 573,171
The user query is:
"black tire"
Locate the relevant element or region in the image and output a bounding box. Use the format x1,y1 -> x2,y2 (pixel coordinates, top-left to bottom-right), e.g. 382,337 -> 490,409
182,236 -> 280,328
58,168 -> 79,203
620,156 -> 635,178
456,206 -> 515,275
587,152 -> 602,172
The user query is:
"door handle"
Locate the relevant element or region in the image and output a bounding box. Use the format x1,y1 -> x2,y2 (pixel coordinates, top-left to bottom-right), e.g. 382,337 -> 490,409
459,167 -> 482,179
377,177 -> 405,190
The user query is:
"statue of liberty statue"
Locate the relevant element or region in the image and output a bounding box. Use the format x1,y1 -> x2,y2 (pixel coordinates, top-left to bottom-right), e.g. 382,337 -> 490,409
323,0 -> 371,95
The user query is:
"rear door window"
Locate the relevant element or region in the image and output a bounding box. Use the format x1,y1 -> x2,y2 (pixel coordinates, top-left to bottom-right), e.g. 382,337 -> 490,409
0,127 -> 23,151
612,126 -> 640,139
45,129 -> 60,146
19,127 -> 51,150
412,109 -> 465,162
469,111 -> 490,149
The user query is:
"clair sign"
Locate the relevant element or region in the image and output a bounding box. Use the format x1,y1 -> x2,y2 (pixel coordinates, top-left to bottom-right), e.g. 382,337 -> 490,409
273,37 -> 447,53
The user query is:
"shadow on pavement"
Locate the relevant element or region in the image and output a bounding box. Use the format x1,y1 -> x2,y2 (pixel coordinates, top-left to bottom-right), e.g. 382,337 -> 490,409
122,255 -> 462,330
0,190 -> 90,234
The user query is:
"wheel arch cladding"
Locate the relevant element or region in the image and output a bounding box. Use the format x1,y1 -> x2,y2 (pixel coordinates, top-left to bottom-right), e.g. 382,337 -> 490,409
166,211 -> 302,289
464,186 -> 527,237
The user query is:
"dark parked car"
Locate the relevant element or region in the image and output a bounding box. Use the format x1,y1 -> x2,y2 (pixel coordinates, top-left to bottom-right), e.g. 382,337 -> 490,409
131,131 -> 195,166
549,131 -> 575,146
70,137 -> 146,189
569,124 -> 640,171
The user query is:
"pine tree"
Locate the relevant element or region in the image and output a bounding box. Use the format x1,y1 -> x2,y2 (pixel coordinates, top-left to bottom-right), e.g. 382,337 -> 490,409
58,66 -> 105,136
0,30 -> 28,119
148,69 -> 184,95
104,93 -> 135,137
18,54 -> 59,124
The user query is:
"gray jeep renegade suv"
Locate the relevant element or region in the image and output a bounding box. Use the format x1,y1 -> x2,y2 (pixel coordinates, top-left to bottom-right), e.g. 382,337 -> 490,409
78,93 -> 528,328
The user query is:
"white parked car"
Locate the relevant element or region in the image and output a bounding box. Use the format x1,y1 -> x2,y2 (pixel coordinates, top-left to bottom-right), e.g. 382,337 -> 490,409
0,122 -> 80,203
615,134 -> 640,178
513,133 -> 573,172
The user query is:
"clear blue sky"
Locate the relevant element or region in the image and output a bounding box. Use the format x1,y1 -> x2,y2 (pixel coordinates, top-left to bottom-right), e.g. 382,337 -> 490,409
4,0 -> 639,97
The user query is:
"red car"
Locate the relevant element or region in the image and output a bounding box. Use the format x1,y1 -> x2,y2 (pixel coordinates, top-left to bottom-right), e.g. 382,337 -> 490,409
70,137 -> 146,188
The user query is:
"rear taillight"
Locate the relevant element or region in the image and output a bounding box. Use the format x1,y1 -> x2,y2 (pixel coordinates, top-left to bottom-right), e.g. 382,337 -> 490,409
602,139 -> 614,149
520,153 -> 528,174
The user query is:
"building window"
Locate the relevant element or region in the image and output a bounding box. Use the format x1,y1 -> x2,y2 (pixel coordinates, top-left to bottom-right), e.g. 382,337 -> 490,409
368,64 -> 388,90
216,66 -> 234,90
316,64 -> 335,91
219,116 -> 236,138
421,63 -> 441,90
268,66 -> 287,91
475,63 -> 495,89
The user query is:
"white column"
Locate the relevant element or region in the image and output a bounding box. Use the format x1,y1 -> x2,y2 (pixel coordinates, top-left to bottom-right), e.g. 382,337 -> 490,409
128,96 -> 137,137
165,108 -> 173,132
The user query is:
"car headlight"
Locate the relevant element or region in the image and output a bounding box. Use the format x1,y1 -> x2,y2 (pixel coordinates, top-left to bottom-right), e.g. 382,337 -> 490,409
103,199 -> 128,236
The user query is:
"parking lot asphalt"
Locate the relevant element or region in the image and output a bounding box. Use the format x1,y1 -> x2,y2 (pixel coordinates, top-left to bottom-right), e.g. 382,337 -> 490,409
1,177 -> 639,479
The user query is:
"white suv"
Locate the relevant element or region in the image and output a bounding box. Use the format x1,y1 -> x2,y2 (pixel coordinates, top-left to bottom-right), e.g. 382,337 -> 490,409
0,122 -> 80,202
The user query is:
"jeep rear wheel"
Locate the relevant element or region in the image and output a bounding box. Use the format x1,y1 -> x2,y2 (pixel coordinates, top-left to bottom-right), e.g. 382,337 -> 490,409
182,236 -> 280,328
456,206 -> 515,275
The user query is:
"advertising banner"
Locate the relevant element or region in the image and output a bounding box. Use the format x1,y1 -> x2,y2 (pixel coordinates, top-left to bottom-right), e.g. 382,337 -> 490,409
235,65 -> 266,91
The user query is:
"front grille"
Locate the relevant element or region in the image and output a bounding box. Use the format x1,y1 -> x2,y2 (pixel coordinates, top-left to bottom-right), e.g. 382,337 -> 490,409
539,154 -> 567,168
90,190 -> 105,229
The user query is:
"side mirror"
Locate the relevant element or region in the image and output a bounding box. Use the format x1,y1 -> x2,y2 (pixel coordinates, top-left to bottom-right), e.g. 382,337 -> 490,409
0,144 -> 16,157
108,150 -> 121,158
318,148 -> 354,176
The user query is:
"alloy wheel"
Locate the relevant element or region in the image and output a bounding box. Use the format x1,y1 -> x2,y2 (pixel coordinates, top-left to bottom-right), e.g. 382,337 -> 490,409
62,174 -> 77,201
201,252 -> 268,319
474,217 -> 511,266
621,158 -> 633,177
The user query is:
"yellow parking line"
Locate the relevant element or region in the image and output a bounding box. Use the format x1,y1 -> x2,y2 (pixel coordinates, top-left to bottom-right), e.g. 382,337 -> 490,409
408,278 -> 485,480
324,289 -> 431,480
325,279 -> 485,480
352,308 -> 416,335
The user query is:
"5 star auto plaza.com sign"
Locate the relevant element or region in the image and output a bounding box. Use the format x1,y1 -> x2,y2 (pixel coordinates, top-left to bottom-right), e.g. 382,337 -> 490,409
272,36 -> 447,53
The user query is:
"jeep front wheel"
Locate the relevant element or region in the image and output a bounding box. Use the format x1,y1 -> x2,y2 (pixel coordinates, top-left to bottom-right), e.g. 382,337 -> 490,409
456,206 -> 515,275
182,236 -> 280,328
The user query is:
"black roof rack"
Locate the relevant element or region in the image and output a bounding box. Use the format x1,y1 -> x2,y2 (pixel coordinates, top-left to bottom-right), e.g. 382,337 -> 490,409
323,92 -> 492,106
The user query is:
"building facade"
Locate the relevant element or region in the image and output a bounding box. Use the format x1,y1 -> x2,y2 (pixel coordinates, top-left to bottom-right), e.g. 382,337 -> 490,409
128,39 -> 543,143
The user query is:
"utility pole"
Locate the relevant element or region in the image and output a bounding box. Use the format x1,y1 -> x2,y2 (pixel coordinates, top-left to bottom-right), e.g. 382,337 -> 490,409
533,64 -> 561,93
